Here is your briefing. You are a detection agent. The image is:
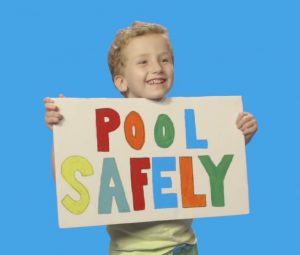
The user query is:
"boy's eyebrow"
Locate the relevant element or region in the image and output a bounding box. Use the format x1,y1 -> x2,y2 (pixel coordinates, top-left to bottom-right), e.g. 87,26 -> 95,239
159,51 -> 170,55
132,51 -> 171,60
133,54 -> 149,60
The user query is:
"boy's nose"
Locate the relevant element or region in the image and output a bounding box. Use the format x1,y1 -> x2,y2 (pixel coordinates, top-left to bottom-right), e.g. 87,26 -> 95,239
150,61 -> 163,73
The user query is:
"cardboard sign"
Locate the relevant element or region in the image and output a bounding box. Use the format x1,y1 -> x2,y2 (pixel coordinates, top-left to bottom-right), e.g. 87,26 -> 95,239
53,96 -> 249,228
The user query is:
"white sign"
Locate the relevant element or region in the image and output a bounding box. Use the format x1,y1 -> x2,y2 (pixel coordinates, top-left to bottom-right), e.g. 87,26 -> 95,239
53,96 -> 249,228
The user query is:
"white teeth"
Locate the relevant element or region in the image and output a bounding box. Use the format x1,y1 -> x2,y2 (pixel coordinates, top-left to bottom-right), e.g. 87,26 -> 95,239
147,79 -> 165,85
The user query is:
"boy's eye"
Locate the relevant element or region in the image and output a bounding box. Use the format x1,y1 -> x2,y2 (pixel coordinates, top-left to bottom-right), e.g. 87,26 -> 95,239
162,58 -> 169,63
138,60 -> 147,65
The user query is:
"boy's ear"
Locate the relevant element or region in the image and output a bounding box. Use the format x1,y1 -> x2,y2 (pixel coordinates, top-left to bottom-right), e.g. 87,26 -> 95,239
114,75 -> 128,93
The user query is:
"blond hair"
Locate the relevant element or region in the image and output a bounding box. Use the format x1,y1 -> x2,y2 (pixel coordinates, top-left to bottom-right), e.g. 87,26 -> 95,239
108,21 -> 174,80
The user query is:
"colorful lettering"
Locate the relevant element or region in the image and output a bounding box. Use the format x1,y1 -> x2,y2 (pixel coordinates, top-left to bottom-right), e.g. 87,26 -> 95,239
96,108 -> 120,152
185,109 -> 208,149
154,114 -> 175,148
98,158 -> 130,213
152,157 -> 178,209
179,157 -> 206,208
130,158 -> 150,211
61,156 -> 93,215
199,155 -> 234,207
124,111 -> 145,150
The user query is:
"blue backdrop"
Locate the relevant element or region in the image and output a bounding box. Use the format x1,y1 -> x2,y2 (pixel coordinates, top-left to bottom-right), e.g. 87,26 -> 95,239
1,0 -> 299,254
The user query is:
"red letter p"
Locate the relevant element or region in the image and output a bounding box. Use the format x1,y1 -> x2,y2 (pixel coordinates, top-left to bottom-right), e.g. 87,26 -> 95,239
96,108 -> 120,152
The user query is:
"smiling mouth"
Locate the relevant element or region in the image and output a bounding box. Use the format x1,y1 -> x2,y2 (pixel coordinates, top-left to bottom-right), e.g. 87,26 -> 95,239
146,78 -> 166,85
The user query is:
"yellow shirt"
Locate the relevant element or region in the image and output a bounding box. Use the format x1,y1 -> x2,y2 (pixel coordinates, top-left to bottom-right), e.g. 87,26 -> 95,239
107,219 -> 197,255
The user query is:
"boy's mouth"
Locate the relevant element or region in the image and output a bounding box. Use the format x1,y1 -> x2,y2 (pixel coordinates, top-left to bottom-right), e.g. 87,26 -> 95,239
146,78 -> 166,85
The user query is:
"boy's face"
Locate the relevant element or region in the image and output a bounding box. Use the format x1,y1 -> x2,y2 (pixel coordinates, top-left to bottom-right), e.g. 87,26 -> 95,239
115,34 -> 174,100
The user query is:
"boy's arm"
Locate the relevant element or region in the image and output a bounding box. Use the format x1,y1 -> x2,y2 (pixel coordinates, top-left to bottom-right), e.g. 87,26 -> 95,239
236,112 -> 258,145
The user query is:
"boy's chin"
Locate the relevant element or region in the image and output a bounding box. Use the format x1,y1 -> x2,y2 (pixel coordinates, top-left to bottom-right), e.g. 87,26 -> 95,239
145,88 -> 171,101
145,92 -> 169,101
126,88 -> 171,100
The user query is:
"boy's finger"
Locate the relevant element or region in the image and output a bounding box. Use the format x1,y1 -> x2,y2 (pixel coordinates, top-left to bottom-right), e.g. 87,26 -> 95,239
45,117 -> 59,125
46,111 -> 63,119
237,113 -> 253,129
241,122 -> 258,135
45,115 -> 63,125
45,103 -> 59,111
243,126 -> 257,136
43,97 -> 54,104
240,119 -> 257,131
236,112 -> 248,127
46,116 -> 58,123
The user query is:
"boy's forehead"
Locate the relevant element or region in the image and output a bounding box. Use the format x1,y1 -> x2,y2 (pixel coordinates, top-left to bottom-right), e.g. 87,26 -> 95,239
124,34 -> 171,58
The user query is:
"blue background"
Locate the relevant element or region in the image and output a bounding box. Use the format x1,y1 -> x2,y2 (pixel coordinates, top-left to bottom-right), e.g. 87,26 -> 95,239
1,0 -> 299,254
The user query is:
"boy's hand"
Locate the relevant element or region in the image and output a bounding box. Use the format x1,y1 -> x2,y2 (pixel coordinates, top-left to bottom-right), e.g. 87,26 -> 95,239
44,94 -> 64,130
236,112 -> 258,145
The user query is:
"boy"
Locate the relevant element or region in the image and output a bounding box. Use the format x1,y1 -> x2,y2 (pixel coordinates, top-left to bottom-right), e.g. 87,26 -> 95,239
44,21 -> 258,255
